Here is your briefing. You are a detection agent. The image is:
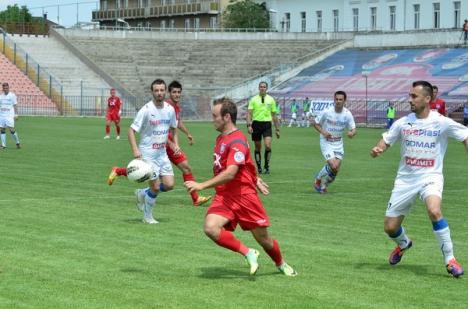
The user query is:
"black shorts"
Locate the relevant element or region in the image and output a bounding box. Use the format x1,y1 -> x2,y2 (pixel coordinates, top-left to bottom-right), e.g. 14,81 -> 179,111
251,121 -> 272,141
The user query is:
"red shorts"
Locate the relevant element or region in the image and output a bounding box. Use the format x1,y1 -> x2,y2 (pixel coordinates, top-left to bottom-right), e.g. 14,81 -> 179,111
106,113 -> 120,122
207,193 -> 270,231
166,146 -> 188,165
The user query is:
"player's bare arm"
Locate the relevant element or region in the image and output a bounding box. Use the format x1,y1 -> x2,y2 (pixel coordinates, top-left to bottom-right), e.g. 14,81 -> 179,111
14,105 -> 18,120
313,123 -> 332,139
168,127 -> 181,154
272,113 -> 280,139
177,120 -> 194,145
256,178 -> 270,195
347,128 -> 357,138
247,109 -> 253,134
370,138 -> 390,158
128,128 -> 141,158
463,138 -> 468,152
185,165 -> 239,192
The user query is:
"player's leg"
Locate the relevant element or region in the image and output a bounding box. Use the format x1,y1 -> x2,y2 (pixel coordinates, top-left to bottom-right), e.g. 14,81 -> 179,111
321,157 -> 341,190
114,118 -> 121,140
107,166 -> 127,185
104,118 -> 111,139
385,182 -> 417,265
8,121 -> 20,148
251,227 -> 297,276
177,160 -> 211,206
424,190 -> 463,277
262,122 -> 273,174
252,122 -> 263,174
314,142 -> 335,193
139,178 -> 161,224
0,126 -> 6,149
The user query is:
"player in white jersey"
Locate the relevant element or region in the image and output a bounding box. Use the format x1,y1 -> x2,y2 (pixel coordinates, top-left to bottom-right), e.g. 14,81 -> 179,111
128,79 -> 179,224
0,83 -> 21,149
313,91 -> 356,193
371,80 -> 468,278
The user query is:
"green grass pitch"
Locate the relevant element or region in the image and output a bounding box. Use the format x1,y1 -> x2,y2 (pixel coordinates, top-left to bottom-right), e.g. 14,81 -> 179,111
0,117 -> 467,308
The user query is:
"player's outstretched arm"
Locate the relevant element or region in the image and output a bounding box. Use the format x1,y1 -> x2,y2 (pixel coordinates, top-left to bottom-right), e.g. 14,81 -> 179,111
178,120 -> 194,145
347,128 -> 357,138
313,123 -> 331,139
370,138 -> 389,158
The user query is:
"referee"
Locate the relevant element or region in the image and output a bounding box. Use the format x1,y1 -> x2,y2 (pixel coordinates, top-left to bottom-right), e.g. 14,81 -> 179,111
246,81 -> 280,174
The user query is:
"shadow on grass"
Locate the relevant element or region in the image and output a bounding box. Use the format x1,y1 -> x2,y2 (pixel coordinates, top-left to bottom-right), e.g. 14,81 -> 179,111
123,218 -> 170,224
120,267 -> 145,273
354,262 -> 444,278
199,267 -> 278,281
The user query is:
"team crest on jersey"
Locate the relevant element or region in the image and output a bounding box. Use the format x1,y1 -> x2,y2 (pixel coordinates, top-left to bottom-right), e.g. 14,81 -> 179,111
234,151 -> 245,163
220,143 -> 226,154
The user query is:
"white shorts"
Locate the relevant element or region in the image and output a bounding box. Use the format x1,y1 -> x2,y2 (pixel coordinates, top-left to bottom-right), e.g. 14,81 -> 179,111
386,175 -> 444,217
291,112 -> 297,120
0,117 -> 14,128
141,150 -> 174,180
320,139 -> 344,161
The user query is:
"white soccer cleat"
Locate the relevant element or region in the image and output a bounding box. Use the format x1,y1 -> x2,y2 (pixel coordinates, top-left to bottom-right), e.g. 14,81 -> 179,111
116,136 -> 120,140
104,135 -> 110,139
142,216 -> 159,224
134,189 -> 145,212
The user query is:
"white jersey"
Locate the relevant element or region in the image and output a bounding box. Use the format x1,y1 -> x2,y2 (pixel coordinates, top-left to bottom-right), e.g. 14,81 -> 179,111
130,100 -> 177,156
0,92 -> 17,118
315,107 -> 356,144
383,111 -> 468,178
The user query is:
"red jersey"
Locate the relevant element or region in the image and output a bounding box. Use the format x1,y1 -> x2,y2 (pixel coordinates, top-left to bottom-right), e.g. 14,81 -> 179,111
430,98 -> 446,116
107,96 -> 121,114
213,129 -> 257,195
166,98 -> 181,141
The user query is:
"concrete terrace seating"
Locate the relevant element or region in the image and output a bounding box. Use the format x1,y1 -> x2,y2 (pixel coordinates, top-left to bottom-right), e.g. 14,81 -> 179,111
0,53 -> 58,115
9,35 -> 110,97
66,36 -> 339,97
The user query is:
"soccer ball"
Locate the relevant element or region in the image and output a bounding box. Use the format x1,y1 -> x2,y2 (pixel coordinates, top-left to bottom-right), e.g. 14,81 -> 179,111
126,159 -> 153,183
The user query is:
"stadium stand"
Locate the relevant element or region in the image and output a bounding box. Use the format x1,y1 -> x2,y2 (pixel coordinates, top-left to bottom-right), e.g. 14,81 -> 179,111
271,47 -> 468,126
62,36 -> 340,97
0,52 -> 59,115
9,35 -> 111,96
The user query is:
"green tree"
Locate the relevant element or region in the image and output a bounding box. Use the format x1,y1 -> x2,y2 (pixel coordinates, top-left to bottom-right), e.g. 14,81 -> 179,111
222,0 -> 269,29
0,4 -> 33,23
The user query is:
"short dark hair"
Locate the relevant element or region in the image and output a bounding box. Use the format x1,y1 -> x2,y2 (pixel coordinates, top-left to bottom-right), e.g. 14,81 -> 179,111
432,85 -> 438,91
213,97 -> 237,124
150,79 -> 166,91
2,82 -> 9,87
259,81 -> 268,88
412,80 -> 433,98
168,80 -> 182,92
334,90 -> 347,100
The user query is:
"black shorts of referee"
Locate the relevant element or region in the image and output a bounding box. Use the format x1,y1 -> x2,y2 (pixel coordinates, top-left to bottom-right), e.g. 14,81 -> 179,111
251,121 -> 272,141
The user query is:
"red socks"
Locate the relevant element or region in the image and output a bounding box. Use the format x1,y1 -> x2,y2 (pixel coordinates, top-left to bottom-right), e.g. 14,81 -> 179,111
265,239 -> 283,266
116,125 -> 120,135
116,167 -> 127,176
215,229 -> 249,255
105,125 -> 110,134
183,173 -> 199,203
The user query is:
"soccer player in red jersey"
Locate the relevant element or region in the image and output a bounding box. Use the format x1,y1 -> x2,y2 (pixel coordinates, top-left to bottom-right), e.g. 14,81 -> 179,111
107,81 -> 211,207
104,88 -> 122,139
429,85 -> 446,116
184,97 -> 297,276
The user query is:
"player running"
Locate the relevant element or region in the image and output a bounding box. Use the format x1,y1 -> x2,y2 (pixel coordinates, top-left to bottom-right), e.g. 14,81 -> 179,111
128,79 -> 178,224
108,81 -> 210,207
371,80 -> 468,278
313,90 -> 356,193
0,82 -> 21,149
104,88 -> 122,140
185,97 -> 297,276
